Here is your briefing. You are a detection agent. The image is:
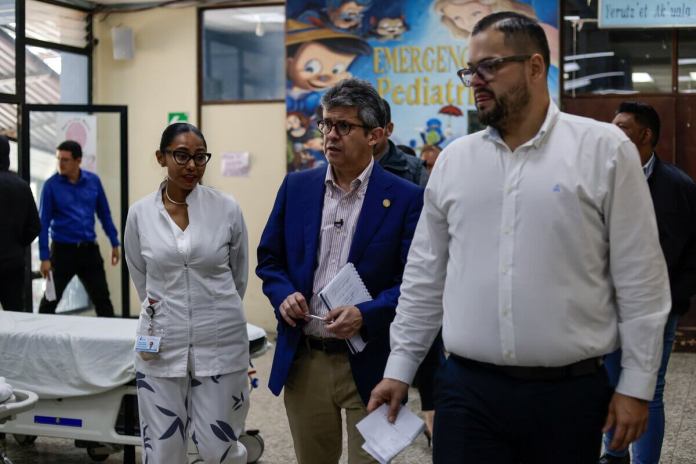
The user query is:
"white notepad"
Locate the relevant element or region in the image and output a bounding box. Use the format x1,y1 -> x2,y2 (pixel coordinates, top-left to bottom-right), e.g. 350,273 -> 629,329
318,263 -> 371,354
356,403 -> 425,464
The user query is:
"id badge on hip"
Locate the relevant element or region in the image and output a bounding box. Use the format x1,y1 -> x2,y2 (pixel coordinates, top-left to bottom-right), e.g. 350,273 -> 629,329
135,335 -> 161,353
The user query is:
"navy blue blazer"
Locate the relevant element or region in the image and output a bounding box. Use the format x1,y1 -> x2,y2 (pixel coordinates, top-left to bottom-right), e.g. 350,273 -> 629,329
256,162 -> 424,404
648,156 -> 696,315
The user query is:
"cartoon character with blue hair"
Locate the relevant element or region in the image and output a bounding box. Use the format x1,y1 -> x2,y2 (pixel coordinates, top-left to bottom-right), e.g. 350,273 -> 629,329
299,0 -> 374,34
421,118 -> 446,147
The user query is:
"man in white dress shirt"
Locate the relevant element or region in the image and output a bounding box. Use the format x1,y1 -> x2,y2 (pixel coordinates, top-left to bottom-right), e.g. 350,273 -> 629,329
368,12 -> 671,464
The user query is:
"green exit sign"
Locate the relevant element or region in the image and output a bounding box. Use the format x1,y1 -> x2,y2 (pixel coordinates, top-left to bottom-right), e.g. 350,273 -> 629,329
167,112 -> 189,124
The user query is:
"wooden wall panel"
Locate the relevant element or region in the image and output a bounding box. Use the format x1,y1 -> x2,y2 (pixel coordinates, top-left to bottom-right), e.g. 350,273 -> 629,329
562,96 -> 676,163
675,97 -> 696,352
676,97 -> 696,183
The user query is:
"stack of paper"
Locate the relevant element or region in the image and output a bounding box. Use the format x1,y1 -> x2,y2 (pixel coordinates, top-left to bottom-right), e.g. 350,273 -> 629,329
318,263 -> 371,354
356,404 -> 425,464
44,271 -> 57,302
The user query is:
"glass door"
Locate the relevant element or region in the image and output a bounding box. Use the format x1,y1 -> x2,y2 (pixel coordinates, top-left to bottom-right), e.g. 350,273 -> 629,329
21,103 -> 130,317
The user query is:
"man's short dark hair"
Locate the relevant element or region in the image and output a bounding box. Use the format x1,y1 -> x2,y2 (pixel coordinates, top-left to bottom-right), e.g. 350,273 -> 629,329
616,101 -> 661,147
321,78 -> 386,130
382,98 -> 392,126
472,11 -> 550,73
57,140 -> 82,159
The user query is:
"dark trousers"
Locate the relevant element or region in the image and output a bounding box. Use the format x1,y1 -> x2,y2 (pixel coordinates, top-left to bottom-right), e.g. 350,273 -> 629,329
433,356 -> 612,464
413,331 -> 445,411
0,265 -> 25,311
39,242 -> 114,317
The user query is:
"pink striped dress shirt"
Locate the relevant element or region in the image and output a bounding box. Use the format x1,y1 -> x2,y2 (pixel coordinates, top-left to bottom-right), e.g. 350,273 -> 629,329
304,159 -> 374,338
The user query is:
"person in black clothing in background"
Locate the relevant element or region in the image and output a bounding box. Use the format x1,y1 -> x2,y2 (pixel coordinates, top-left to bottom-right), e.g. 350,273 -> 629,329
0,135 -> 40,311
397,144 -> 417,157
373,99 -> 443,442
374,100 -> 429,187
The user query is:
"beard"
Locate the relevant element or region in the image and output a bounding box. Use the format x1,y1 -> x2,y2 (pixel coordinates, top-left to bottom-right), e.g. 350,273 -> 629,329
477,81 -> 531,130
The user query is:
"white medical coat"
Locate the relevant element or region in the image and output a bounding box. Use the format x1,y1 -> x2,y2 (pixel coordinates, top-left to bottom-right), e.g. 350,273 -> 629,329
124,183 -> 249,377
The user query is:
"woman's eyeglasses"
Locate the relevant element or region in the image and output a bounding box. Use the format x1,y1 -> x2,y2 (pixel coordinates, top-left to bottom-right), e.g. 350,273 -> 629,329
165,150 -> 212,166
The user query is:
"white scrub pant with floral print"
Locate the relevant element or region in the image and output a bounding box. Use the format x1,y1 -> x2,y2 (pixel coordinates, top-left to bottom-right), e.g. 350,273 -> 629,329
136,369 -> 249,464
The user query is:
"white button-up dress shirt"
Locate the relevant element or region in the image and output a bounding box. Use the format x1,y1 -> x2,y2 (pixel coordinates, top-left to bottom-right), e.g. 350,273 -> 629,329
385,102 -> 671,400
124,182 -> 249,378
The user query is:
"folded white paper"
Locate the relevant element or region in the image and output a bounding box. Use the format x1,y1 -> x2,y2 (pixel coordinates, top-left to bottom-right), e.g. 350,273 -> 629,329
356,403 -> 425,463
318,263 -> 371,354
44,271 -> 57,302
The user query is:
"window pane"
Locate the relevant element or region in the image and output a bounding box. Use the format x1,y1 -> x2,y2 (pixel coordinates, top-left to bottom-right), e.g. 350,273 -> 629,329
26,46 -> 88,104
0,0 -> 15,95
563,0 -> 672,95
678,30 -> 696,93
0,102 -> 16,137
26,0 -> 88,49
202,6 -> 285,102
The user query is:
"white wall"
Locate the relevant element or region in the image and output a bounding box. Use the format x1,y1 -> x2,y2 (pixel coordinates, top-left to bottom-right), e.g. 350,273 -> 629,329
93,6 -> 284,332
201,104 -> 286,331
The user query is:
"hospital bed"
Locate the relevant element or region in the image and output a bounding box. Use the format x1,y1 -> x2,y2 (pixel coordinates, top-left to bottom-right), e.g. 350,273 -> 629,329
0,311 -> 268,463
1,388 -> 39,464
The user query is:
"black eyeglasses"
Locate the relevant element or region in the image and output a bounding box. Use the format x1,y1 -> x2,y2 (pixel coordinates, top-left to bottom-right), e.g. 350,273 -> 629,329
317,119 -> 368,136
457,54 -> 532,87
165,150 -> 212,166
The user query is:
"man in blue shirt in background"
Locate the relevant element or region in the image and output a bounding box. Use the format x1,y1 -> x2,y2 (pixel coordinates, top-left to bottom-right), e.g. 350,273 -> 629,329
38,140 -> 120,317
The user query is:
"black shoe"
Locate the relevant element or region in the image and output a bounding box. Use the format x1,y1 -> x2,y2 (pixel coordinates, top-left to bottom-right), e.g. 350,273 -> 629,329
598,453 -> 630,464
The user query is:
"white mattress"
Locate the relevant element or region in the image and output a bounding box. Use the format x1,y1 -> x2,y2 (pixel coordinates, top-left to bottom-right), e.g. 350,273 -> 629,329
0,311 -> 266,399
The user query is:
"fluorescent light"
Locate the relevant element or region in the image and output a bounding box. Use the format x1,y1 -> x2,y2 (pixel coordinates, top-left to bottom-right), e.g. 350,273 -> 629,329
563,71 -> 625,91
564,51 -> 615,61
564,78 -> 591,91
593,89 -> 640,95
632,72 -> 653,83
565,62 -> 580,72
679,58 -> 696,65
233,12 -> 285,23
564,15 -> 581,21
690,72 -> 696,80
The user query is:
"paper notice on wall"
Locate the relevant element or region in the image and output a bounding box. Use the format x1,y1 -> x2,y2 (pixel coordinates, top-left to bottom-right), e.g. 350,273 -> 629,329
221,152 -> 250,177
56,114 -> 98,172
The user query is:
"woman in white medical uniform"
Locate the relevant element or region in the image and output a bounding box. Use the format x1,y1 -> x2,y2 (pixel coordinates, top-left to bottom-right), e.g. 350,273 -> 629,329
124,123 -> 249,464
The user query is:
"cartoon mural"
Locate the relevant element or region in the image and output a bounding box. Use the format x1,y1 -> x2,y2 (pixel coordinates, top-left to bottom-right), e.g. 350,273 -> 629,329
286,0 -> 559,172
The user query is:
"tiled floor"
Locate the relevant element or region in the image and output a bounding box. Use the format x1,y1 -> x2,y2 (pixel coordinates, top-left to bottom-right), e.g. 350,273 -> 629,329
2,347 -> 695,463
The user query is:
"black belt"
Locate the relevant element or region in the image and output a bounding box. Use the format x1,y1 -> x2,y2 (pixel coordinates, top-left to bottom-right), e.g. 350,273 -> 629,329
303,335 -> 348,354
54,241 -> 97,248
450,354 -> 602,381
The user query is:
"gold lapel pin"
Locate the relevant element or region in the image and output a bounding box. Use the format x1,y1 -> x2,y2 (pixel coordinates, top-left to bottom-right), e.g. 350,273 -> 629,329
383,199 -> 391,208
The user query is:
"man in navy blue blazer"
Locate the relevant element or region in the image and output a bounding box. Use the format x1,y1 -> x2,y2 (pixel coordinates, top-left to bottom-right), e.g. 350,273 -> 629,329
257,79 -> 423,464
600,101 -> 696,464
